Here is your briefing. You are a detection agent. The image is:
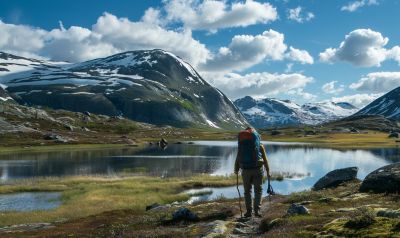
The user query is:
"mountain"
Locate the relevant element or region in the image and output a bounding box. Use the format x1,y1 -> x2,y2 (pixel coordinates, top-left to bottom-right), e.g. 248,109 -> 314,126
0,50 -> 247,129
234,96 -> 358,128
356,87 -> 400,120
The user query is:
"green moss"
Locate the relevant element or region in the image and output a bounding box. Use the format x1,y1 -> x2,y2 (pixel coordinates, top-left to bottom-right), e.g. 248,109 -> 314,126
285,190 -> 324,204
318,217 -> 398,238
180,100 -> 194,111
345,207 -> 376,229
85,120 -> 139,134
392,221 -> 400,232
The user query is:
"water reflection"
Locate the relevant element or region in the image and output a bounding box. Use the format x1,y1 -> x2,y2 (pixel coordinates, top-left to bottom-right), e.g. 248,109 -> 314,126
0,142 -> 399,194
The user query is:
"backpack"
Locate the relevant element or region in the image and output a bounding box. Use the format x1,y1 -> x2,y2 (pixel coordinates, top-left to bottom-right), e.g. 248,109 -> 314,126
238,128 -> 262,169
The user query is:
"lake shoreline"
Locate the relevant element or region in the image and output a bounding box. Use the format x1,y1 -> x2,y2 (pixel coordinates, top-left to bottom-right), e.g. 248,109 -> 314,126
0,130 -> 399,155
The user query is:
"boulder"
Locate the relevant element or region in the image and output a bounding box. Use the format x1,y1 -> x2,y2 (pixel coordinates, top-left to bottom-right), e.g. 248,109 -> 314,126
286,203 -> 309,216
388,132 -> 399,138
172,207 -> 199,222
43,133 -> 71,143
312,167 -> 358,191
158,138 -> 168,149
359,163 -> 400,193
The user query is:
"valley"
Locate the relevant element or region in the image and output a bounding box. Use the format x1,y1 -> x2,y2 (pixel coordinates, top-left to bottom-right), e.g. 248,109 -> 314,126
1,50 -> 400,238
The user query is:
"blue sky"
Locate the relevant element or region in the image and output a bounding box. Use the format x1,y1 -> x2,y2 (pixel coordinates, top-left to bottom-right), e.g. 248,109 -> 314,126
1,0 -> 400,107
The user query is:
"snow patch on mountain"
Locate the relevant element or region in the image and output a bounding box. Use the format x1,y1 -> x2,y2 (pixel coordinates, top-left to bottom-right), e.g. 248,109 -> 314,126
0,50 -> 248,129
234,96 -> 358,128
356,87 -> 400,120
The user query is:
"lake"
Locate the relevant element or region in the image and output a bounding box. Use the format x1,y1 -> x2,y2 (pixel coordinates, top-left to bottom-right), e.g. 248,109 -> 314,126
1,141 -> 399,199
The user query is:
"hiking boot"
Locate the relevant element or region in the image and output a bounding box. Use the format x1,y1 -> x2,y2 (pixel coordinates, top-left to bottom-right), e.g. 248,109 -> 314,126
244,211 -> 252,217
254,211 -> 262,218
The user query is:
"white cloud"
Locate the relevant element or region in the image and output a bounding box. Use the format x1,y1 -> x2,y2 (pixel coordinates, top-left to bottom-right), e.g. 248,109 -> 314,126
0,13 -> 210,65
287,6 -> 314,23
92,13 -> 209,65
331,93 -> 382,108
287,88 -> 317,100
387,46 -> 400,63
201,29 -> 313,72
350,72 -> 400,93
163,0 -> 278,32
200,30 -> 285,72
204,71 -> 313,99
341,0 -> 379,12
141,7 -> 163,26
320,29 -> 400,67
0,20 -> 46,58
322,81 -> 344,94
286,46 -> 314,64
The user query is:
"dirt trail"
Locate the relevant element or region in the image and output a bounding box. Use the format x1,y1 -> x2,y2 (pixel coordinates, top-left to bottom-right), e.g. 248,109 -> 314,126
227,197 -> 272,237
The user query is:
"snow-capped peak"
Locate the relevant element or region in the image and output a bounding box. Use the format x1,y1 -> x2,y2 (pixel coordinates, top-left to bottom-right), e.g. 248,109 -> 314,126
234,96 -> 359,128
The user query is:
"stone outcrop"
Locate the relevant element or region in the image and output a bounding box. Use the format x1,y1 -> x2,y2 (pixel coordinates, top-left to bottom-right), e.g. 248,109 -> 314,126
360,163 -> 400,193
313,167 -> 358,191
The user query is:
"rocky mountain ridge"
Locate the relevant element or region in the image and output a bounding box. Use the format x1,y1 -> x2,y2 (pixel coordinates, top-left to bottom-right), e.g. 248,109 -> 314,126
356,87 -> 400,120
0,50 -> 247,130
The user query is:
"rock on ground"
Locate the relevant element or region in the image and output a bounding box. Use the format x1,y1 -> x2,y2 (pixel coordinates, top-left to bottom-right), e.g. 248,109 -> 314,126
286,203 -> 310,216
360,163 -> 400,193
172,207 -> 199,222
313,167 -> 358,191
200,220 -> 229,238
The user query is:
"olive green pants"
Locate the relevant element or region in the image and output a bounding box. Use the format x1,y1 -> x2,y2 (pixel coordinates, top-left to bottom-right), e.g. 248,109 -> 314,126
242,167 -> 263,213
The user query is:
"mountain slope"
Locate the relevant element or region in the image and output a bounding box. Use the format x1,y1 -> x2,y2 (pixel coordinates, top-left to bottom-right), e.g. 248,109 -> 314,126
356,87 -> 400,120
234,96 -> 358,128
0,50 -> 247,129
0,85 -> 13,102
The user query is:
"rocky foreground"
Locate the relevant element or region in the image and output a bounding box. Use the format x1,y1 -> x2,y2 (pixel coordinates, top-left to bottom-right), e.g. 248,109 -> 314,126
1,164 -> 400,237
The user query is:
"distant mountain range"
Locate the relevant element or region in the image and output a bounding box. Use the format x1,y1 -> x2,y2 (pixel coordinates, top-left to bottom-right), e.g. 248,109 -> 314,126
234,96 -> 358,128
356,87 -> 400,120
0,50 -> 247,129
2,50 -> 400,130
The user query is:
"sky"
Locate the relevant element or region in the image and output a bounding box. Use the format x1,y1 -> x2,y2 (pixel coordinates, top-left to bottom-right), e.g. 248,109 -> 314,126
1,0 -> 400,108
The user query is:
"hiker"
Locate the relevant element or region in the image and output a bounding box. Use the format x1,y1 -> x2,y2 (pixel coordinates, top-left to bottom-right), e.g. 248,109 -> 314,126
234,127 -> 270,218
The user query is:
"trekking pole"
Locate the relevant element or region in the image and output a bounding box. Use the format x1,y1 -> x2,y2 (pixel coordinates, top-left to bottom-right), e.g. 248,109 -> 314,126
236,173 -> 243,218
268,177 -> 271,204
266,176 -> 275,205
